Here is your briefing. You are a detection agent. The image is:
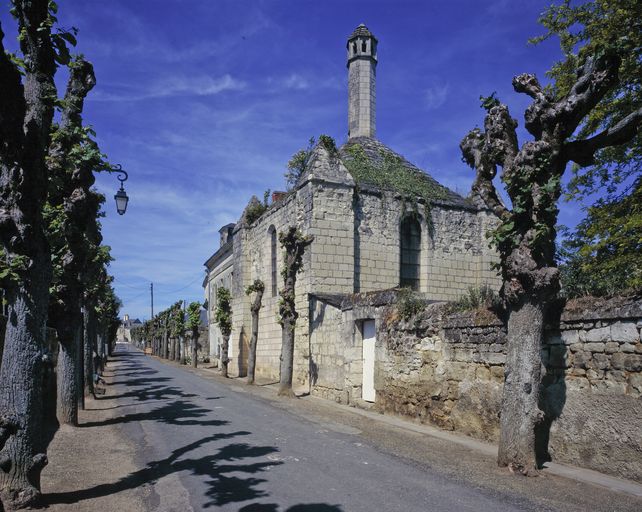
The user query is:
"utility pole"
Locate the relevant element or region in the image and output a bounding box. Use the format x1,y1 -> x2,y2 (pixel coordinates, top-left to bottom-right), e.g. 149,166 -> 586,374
150,282 -> 154,319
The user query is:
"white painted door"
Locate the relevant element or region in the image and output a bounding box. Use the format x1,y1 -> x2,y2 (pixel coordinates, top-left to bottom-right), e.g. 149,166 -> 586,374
362,320 -> 376,402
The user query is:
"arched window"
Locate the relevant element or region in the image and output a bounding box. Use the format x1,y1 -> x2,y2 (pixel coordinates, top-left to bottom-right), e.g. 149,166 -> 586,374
269,226 -> 277,297
400,216 -> 421,291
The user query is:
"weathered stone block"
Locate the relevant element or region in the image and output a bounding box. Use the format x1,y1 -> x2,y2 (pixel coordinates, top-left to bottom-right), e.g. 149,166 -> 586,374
620,343 -> 636,353
589,353 -> 610,371
569,342 -> 584,353
485,352 -> 505,365
585,326 -> 611,342
475,365 -> 490,381
628,373 -> 642,394
566,376 -> 590,391
572,351 -> 591,369
604,342 -> 619,354
586,369 -> 604,381
623,354 -> 642,372
610,321 -> 639,343
611,352 -> 625,370
585,342 -> 606,353
490,366 -> 504,382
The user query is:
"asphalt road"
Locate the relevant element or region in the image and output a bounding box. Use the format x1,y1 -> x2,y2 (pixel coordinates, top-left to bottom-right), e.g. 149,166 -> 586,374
80,343 -> 640,512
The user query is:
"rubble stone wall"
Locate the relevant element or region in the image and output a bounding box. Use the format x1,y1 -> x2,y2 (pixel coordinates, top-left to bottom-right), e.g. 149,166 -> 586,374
376,296 -> 642,481
309,293 -> 642,481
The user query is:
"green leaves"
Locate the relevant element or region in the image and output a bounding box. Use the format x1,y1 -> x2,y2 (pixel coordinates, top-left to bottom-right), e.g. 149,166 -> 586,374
186,301 -> 202,332
0,249 -> 29,287
245,279 -> 265,296
214,288 -> 232,337
480,92 -> 500,112
559,176 -> 642,297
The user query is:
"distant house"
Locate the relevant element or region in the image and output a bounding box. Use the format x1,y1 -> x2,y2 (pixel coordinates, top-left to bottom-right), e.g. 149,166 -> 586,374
117,314 -> 143,343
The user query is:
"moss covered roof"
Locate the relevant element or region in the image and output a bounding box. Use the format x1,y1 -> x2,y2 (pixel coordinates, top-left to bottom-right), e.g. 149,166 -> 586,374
339,137 -> 472,209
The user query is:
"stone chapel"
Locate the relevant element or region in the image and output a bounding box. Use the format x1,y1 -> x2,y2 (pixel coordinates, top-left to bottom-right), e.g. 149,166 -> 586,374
203,24 -> 500,395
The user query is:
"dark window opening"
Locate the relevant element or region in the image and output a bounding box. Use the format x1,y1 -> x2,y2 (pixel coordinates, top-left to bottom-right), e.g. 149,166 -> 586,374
362,40 -> 367,52
400,217 -> 421,291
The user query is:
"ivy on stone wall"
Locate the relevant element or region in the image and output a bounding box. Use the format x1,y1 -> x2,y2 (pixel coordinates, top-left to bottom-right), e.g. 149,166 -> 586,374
342,143 -> 448,210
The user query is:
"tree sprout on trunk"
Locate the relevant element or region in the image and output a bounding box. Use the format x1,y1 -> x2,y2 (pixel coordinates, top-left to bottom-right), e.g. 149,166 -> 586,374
214,288 -> 232,378
460,54 -> 642,475
277,227 -> 313,397
186,302 -> 202,368
245,280 -> 264,385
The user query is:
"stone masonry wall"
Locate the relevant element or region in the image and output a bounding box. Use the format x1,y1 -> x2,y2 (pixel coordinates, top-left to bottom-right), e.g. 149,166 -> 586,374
232,186 -> 310,385
355,190 -> 501,297
373,295 -> 642,481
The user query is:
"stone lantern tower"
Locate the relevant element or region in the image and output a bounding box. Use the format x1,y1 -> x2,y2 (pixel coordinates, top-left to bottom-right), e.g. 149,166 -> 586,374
347,24 -> 378,140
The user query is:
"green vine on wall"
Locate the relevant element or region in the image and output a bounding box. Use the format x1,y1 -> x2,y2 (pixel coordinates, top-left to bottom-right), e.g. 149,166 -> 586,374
342,143 -> 448,215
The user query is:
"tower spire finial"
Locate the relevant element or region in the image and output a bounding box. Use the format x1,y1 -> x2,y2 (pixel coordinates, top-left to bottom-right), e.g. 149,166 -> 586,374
347,24 -> 377,139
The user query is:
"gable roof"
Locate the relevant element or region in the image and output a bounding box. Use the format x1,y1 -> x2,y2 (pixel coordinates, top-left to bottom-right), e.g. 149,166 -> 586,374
339,137 -> 473,210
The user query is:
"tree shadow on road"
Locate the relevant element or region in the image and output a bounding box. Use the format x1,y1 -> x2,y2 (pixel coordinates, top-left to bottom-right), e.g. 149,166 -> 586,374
41,432 -> 283,508
80,399 -> 226,428
240,505 -> 344,512
42,346 -> 297,509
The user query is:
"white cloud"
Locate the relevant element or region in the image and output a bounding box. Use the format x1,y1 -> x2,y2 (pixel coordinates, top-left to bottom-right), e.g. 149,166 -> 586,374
424,83 -> 449,110
282,73 -> 310,90
93,74 -> 246,102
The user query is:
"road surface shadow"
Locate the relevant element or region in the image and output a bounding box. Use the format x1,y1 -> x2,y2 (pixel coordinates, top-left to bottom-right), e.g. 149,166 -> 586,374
41,345 -> 290,509
42,433 -> 283,508
80,399 -> 227,428
240,505 -> 344,512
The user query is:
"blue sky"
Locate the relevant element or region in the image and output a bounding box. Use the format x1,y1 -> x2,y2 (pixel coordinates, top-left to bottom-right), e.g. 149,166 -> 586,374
2,0 -> 580,320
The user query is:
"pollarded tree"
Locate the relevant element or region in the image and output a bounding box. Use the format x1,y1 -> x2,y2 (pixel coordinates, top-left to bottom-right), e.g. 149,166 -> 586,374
0,1 -> 77,506
214,287 -> 232,378
277,227 -> 313,397
186,301 -> 202,368
245,280 -> 264,385
45,57 -> 104,423
169,302 -> 186,365
460,54 -> 642,473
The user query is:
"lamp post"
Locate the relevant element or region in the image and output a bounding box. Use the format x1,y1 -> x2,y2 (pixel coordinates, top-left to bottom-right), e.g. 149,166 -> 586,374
110,164 -> 129,215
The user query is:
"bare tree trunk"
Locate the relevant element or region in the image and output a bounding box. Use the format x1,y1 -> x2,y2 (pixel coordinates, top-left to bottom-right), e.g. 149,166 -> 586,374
498,297 -> 546,474
0,2 -> 57,505
55,324 -> 81,426
278,322 -> 296,397
277,228 -> 312,397
180,336 -> 186,365
191,331 -> 199,368
247,285 -> 264,385
0,282 -> 50,508
220,335 -> 229,378
84,306 -> 97,398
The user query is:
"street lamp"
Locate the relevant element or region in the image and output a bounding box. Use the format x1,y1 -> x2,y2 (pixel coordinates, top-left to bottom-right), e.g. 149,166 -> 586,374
110,164 -> 129,215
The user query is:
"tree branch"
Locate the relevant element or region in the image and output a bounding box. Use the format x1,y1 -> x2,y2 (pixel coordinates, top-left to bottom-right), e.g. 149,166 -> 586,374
460,111 -> 511,219
60,58 -> 96,130
563,107 -> 642,166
